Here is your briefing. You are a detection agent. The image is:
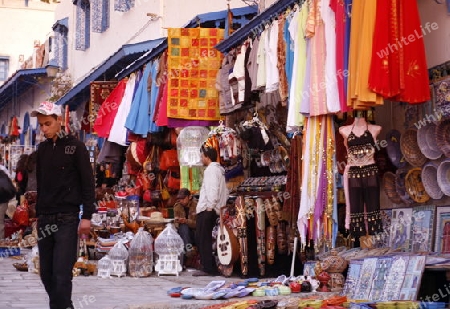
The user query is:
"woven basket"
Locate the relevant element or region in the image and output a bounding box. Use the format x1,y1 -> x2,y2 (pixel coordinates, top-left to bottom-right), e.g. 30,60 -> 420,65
383,171 -> 404,204
405,167 -> 430,203
422,161 -> 444,199
417,124 -> 443,160
395,167 -> 414,205
400,129 -> 428,167
436,120 -> 450,158
437,159 -> 450,196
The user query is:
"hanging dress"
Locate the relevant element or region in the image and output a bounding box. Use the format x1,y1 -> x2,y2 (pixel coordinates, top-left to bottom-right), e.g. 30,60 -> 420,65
277,14 -> 289,104
330,0 -> 350,113
307,0 -> 328,116
347,0 -> 384,110
108,73 -> 137,145
93,79 -> 127,138
148,60 -> 163,133
125,63 -> 153,136
321,0 -> 340,113
265,20 -> 280,93
369,0 -> 430,103
287,4 -> 307,131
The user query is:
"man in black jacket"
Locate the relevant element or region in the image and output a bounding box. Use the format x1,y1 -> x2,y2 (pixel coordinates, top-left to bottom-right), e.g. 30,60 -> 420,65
31,101 -> 95,309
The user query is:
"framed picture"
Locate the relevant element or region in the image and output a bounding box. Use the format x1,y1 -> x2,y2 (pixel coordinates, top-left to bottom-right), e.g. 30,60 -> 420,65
434,206 -> 450,253
353,257 -> 378,300
398,255 -> 426,300
411,206 -> 436,253
369,256 -> 393,301
380,210 -> 392,247
303,261 -> 316,277
381,255 -> 409,300
389,208 -> 413,252
342,259 -> 364,298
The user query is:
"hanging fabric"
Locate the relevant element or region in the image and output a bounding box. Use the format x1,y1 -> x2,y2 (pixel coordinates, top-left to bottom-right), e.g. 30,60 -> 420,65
108,73 -> 137,145
93,79 -> 127,138
125,63 -> 153,136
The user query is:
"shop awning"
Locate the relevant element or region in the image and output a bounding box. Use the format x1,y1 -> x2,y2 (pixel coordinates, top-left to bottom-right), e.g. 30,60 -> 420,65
55,38 -> 165,109
0,68 -> 48,112
115,5 -> 258,79
215,0 -> 298,53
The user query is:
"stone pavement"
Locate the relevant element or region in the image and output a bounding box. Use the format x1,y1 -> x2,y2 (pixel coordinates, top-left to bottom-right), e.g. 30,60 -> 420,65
0,249 -> 323,309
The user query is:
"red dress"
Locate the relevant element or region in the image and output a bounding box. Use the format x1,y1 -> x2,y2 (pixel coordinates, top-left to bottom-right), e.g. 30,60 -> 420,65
369,0 -> 430,103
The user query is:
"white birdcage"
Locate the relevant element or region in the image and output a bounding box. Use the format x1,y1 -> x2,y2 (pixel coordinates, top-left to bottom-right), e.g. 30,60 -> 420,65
177,126 -> 209,166
154,223 -> 184,276
108,240 -> 129,277
128,227 -> 154,277
97,255 -> 111,278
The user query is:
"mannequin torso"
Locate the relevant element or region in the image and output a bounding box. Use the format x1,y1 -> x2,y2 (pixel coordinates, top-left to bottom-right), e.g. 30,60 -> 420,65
339,117 -> 381,167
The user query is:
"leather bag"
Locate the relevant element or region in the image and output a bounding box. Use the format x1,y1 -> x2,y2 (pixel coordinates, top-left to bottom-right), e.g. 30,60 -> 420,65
159,149 -> 179,171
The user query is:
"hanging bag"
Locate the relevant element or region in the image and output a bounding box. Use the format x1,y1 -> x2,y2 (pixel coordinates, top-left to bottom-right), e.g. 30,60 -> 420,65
0,170 -> 16,203
159,149 -> 179,171
143,146 -> 159,173
165,169 -> 181,192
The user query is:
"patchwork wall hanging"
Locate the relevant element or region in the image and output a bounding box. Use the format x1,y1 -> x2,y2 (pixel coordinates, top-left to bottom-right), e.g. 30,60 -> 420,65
167,28 -> 224,121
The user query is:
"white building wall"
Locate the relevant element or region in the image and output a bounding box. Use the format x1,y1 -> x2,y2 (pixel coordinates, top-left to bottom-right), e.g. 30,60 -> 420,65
0,77 -> 52,133
54,0 -> 251,85
417,0 -> 450,68
0,0 -> 57,84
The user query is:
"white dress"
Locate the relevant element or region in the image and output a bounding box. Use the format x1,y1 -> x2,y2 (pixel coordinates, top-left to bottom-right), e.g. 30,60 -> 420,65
108,73 -> 137,146
265,20 -> 280,93
256,28 -> 268,90
233,43 -> 247,103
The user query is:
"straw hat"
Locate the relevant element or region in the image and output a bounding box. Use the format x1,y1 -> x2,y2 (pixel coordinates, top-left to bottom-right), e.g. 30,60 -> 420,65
383,172 -> 404,205
395,167 -> 414,205
437,159 -> 450,196
386,130 -> 406,168
417,124 -> 443,160
436,120 -> 450,158
422,161 -> 444,199
400,129 -> 428,167
405,167 -> 430,203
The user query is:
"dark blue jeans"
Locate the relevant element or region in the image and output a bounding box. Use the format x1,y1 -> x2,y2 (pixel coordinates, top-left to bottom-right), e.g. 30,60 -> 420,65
37,213 -> 79,309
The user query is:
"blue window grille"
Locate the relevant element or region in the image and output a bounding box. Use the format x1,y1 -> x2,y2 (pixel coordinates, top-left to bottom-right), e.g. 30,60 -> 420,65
0,57 -> 9,81
75,0 -> 90,50
53,19 -> 69,71
92,0 -> 109,33
114,0 -> 134,12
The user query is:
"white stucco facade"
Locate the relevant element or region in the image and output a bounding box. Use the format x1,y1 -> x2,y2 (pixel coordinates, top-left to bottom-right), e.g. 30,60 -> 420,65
0,0 -> 57,84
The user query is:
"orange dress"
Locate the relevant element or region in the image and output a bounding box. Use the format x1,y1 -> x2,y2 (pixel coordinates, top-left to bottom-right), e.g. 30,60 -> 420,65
347,0 -> 384,110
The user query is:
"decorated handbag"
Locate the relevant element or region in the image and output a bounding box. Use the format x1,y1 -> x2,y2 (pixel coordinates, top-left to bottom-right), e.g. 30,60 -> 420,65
159,149 -> 179,171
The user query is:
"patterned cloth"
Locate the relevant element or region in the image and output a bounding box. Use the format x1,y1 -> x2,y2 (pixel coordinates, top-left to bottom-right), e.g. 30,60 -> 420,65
90,81 -> 118,133
167,28 -> 224,121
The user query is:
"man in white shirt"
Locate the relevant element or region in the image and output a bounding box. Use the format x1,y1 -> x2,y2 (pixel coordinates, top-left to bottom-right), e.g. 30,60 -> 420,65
192,146 -> 228,276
